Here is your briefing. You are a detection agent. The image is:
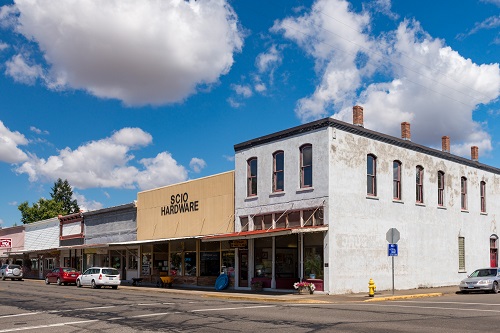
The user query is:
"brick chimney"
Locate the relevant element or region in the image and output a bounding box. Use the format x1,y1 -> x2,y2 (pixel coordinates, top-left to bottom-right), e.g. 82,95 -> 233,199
442,136 -> 450,153
471,146 -> 479,162
401,122 -> 411,141
353,105 -> 363,127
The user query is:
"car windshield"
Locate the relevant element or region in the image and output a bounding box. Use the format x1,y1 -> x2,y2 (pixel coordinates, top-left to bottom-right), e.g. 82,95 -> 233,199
102,269 -> 119,275
471,269 -> 497,277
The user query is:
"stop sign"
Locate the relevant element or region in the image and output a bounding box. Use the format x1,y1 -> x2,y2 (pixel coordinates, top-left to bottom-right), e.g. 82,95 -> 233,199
386,228 -> 400,243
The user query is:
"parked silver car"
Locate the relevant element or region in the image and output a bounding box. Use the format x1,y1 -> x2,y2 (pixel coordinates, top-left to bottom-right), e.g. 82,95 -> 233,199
0,264 -> 23,281
76,267 -> 120,289
459,267 -> 500,293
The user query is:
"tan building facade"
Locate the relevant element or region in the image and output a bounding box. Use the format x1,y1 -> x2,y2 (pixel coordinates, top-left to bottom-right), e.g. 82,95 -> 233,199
137,171 -> 234,240
136,171 -> 236,287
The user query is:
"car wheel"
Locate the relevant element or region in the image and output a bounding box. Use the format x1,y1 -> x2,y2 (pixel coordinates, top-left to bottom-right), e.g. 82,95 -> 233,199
461,290 -> 469,294
45,277 -> 50,284
76,279 -> 82,288
91,280 -> 97,289
18,278 -> 22,281
112,286 -> 118,289
492,282 -> 499,293
57,278 -> 62,286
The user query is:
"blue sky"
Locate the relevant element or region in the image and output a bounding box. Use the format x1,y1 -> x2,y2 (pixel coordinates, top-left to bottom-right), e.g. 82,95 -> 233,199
0,0 -> 499,227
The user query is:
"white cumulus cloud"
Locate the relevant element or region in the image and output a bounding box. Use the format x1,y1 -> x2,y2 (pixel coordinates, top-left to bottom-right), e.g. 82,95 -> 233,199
189,157 -> 206,173
0,121 -> 29,163
274,0 -> 500,156
73,192 -> 103,213
15,127 -> 189,190
10,0 -> 244,105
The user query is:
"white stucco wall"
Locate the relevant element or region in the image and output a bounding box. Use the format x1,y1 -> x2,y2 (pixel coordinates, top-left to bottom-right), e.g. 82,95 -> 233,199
329,128 -> 500,294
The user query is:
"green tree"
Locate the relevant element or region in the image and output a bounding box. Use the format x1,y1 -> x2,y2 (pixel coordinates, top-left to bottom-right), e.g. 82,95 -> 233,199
18,178 -> 80,224
50,178 -> 80,214
18,198 -> 64,224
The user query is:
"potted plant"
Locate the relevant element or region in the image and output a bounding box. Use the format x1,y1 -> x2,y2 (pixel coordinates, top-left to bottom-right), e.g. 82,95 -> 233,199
251,280 -> 263,291
293,281 -> 316,294
304,253 -> 322,279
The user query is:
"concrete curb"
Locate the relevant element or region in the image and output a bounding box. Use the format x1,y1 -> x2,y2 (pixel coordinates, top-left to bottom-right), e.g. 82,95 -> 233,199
202,293 -> 333,303
364,292 -> 444,302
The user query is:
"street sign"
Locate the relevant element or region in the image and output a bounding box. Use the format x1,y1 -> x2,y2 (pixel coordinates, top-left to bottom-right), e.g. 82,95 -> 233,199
388,244 -> 398,256
386,228 -> 400,243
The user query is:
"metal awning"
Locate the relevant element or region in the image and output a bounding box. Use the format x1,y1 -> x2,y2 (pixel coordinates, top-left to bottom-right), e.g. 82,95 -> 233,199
109,235 -> 204,246
202,225 -> 328,242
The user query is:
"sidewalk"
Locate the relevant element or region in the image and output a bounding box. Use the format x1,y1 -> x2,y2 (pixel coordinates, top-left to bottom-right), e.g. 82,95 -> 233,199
120,282 -> 459,304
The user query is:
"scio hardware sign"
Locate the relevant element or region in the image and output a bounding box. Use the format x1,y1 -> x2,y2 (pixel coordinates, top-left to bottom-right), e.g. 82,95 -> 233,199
0,238 -> 12,248
160,192 -> 199,216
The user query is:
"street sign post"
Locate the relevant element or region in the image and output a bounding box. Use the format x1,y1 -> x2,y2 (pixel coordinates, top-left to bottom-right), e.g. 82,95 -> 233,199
386,228 -> 400,295
388,244 -> 398,256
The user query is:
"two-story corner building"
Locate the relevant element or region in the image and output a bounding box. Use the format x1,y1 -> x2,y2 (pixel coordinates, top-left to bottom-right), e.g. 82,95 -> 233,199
230,106 -> 500,294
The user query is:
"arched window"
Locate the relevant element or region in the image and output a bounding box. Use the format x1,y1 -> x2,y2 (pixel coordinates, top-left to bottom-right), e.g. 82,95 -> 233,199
461,177 -> 467,210
273,151 -> 284,192
437,171 -> 445,206
247,157 -> 258,196
416,166 -> 424,203
300,145 -> 312,188
480,181 -> 486,213
393,160 -> 402,200
367,154 -> 377,196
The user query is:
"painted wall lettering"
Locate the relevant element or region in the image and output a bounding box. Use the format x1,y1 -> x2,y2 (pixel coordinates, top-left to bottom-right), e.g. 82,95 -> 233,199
161,192 -> 199,215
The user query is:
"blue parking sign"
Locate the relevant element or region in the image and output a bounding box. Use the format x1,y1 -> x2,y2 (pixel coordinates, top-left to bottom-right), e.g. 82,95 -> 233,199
388,243 -> 398,256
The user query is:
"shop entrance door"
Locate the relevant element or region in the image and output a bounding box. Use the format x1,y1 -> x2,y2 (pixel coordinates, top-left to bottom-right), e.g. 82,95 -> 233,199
239,250 -> 248,287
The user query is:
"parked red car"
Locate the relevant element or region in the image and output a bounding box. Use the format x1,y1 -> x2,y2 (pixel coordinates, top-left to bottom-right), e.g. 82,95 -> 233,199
45,267 -> 80,285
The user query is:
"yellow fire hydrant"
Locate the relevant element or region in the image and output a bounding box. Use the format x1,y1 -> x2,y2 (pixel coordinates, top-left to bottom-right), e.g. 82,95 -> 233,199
368,278 -> 376,297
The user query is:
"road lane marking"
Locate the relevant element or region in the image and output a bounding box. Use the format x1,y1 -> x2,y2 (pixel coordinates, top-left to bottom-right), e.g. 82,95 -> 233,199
394,300 -> 500,306
131,312 -> 180,318
363,303 -> 500,313
191,305 -> 275,312
0,312 -> 43,319
0,319 -> 98,332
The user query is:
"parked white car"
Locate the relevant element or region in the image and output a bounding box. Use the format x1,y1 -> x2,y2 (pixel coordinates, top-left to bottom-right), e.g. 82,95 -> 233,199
0,264 -> 23,281
76,267 -> 120,289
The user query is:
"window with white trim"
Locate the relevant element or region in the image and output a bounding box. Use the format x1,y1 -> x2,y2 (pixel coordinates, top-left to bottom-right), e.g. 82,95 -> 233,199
437,171 -> 445,206
367,154 -> 377,196
461,177 -> 467,210
416,166 -> 424,203
247,158 -> 257,196
300,145 -> 312,188
273,151 -> 284,192
393,160 -> 401,200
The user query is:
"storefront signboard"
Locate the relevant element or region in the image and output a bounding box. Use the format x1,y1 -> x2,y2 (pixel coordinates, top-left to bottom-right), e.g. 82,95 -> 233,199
229,240 -> 247,248
0,238 -> 12,248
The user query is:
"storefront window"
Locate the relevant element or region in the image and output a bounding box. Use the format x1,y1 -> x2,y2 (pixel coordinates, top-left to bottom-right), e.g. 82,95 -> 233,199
200,242 -> 220,276
304,233 -> 324,279
45,258 -> 54,270
30,258 -> 38,270
170,252 -> 182,276
254,237 -> 272,277
222,251 -> 235,277
111,255 -> 121,269
275,234 -> 298,278
129,249 -> 138,270
184,252 -> 196,276
200,252 -> 219,276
